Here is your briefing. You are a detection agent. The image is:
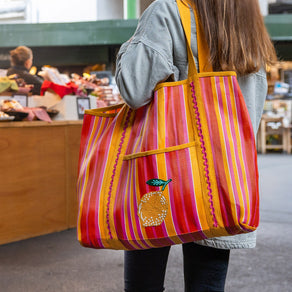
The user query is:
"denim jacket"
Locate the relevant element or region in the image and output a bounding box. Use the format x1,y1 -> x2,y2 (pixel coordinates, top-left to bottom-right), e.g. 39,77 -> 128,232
115,0 -> 267,249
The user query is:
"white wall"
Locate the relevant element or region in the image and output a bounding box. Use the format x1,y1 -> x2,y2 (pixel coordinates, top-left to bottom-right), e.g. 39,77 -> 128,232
259,0 -> 269,15
97,0 -> 123,20
26,0 -> 97,23
26,0 -> 123,23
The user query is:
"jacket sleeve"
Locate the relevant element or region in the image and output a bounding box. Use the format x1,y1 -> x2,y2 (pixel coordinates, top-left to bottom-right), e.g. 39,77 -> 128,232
115,42 -> 174,109
115,0 -> 177,109
237,68 -> 267,134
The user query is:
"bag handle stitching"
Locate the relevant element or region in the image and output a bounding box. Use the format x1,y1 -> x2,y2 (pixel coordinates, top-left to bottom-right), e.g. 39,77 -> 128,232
190,81 -> 218,228
106,108 -> 133,239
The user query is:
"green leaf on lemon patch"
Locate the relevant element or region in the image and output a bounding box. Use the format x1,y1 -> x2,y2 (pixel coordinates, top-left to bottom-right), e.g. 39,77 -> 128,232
146,179 -> 172,191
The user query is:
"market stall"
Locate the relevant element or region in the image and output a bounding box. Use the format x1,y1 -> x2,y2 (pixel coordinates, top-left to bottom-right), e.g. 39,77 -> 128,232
0,66 -> 122,244
257,61 -> 292,153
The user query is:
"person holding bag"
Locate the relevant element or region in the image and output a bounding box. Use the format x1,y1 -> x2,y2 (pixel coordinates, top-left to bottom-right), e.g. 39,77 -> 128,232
113,0 -> 276,291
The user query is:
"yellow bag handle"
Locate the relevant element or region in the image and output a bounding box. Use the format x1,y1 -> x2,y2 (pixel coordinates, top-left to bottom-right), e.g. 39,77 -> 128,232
177,0 -> 213,74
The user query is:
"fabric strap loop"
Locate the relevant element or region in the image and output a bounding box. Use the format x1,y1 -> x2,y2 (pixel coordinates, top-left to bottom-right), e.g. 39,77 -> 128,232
177,0 -> 213,74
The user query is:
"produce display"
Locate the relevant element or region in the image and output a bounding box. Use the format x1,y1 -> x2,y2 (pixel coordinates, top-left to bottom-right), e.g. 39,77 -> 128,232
71,73 -> 122,107
0,110 -> 14,121
0,99 -> 52,122
0,65 -> 123,122
38,66 -> 123,107
0,99 -> 23,110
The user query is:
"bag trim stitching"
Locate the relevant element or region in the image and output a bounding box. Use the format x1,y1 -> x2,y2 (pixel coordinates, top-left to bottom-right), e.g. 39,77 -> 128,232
106,108 -> 133,239
190,81 -> 218,228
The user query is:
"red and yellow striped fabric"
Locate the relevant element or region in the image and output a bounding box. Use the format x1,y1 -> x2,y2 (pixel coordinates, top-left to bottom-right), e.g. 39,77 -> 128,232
76,0 -> 259,250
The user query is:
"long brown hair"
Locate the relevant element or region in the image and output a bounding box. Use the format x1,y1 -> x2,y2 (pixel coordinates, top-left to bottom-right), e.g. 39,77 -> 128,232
191,0 -> 277,75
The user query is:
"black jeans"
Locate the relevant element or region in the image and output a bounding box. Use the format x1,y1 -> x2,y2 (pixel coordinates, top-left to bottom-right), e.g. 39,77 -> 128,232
124,243 -> 230,292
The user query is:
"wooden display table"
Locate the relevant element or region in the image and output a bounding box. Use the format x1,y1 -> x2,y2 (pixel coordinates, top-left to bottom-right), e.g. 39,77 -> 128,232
0,120 -> 83,244
257,115 -> 291,154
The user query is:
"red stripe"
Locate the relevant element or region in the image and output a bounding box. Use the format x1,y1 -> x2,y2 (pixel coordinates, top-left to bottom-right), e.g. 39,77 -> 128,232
166,149 -> 207,240
232,77 -> 259,227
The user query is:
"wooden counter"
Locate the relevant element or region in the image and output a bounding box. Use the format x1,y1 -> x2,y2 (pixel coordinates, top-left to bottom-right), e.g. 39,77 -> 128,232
0,120 -> 83,244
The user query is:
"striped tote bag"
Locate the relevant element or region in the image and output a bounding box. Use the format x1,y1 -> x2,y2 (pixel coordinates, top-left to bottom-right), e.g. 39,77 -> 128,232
77,0 -> 259,250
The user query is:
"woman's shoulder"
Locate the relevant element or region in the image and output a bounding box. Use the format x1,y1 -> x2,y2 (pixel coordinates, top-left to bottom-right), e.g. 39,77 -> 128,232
238,67 -> 267,82
147,0 -> 177,9
134,0 -> 180,38
139,0 -> 178,22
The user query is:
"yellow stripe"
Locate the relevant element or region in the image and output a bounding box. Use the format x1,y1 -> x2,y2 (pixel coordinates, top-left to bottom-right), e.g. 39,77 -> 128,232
188,146 -> 210,234
191,76 -> 227,235
157,152 -> 183,245
157,88 -> 166,149
132,101 -> 152,154
183,83 -> 196,142
123,160 -> 143,249
211,77 -> 238,225
219,77 -> 244,224
228,77 -> 251,224
77,116 -> 104,241
102,108 -> 133,249
132,159 -> 155,248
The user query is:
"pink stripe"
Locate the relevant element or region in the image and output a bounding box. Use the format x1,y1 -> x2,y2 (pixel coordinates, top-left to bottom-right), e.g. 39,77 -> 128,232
148,92 -> 158,150
125,106 -> 147,154
131,159 -> 152,249
126,160 -> 144,249
215,77 -> 241,220
156,153 -> 177,246
141,105 -> 152,152
78,116 -> 101,198
106,109 -> 133,241
183,148 -> 207,239
142,156 -> 167,248
179,85 -> 190,143
114,161 -> 137,250
223,77 -> 248,222
154,91 -> 159,150
169,87 -> 179,146
146,155 -> 175,248
89,119 -> 118,242
231,76 -> 255,225
165,151 -> 188,238
78,115 -> 95,175
83,117 -> 112,247
200,78 -> 231,226
89,117 -> 115,247
165,86 -> 189,147
190,81 -> 218,227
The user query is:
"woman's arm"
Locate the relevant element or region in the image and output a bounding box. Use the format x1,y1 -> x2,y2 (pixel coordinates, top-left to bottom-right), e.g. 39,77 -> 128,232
115,0 -> 178,109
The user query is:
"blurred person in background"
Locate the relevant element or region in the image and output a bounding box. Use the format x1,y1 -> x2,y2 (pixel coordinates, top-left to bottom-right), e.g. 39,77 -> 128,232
7,46 -> 43,95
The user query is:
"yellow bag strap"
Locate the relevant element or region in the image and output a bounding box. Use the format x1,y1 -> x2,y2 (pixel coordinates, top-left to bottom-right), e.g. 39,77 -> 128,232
176,0 -> 213,74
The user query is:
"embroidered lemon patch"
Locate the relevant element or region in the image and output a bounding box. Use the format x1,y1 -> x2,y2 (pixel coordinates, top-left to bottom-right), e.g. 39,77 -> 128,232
138,179 -> 171,227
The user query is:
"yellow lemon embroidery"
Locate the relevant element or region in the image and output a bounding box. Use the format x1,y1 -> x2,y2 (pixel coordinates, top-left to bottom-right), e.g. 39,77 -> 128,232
138,179 -> 172,227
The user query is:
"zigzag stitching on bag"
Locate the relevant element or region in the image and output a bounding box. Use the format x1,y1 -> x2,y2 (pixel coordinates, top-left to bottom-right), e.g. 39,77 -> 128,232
106,108 -> 133,239
190,81 -> 218,228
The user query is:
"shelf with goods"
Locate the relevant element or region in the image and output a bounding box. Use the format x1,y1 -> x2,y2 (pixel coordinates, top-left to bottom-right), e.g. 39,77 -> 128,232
258,61 -> 292,154
0,64 -> 123,122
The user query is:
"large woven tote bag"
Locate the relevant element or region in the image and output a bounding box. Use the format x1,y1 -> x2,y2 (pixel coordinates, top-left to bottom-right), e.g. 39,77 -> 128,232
77,0 -> 259,250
